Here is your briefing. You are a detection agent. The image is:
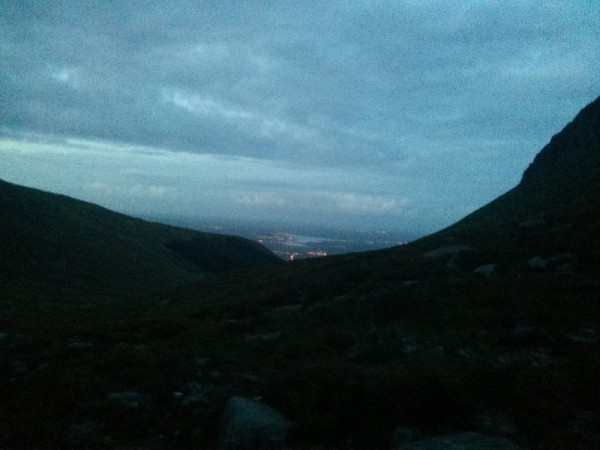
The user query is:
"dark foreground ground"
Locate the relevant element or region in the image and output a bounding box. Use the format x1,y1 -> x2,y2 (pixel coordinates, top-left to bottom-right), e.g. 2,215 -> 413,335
2,219 -> 599,448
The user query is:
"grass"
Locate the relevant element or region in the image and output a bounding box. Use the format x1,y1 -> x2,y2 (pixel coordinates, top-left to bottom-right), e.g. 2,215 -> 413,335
2,226 -> 599,448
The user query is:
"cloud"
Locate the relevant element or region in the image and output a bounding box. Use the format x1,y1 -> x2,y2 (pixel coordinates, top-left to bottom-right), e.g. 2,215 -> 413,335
1,1 -> 598,232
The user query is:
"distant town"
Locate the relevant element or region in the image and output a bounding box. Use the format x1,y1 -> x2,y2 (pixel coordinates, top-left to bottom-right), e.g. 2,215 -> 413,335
255,231 -> 406,260
145,215 -> 413,261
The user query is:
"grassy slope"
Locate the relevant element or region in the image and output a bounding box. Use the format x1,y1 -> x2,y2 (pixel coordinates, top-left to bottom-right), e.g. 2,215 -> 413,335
3,237 -> 598,448
1,97 -> 599,449
0,178 -> 280,296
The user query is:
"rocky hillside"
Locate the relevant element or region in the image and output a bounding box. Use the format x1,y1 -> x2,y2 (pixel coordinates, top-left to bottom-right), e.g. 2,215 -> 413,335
0,178 -> 280,295
446,96 -> 600,234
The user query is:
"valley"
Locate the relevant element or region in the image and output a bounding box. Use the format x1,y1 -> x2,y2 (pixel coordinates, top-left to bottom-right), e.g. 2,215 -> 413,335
0,96 -> 599,449
144,216 -> 414,261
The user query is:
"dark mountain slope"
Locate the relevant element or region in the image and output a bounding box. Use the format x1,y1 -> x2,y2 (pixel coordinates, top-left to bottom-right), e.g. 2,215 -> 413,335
0,179 -> 280,295
444,96 -> 600,235
408,96 -> 600,271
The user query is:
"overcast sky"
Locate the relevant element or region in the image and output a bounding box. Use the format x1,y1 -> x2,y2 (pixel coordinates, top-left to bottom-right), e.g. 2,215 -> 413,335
1,1 -> 598,235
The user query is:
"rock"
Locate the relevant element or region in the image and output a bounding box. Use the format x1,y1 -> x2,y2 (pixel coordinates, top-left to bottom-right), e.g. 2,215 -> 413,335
398,431 -> 522,449
509,322 -> 544,344
68,419 -> 100,440
0,333 -> 27,347
392,426 -> 421,447
556,262 -> 577,274
457,347 -> 477,364
10,360 -> 29,375
218,396 -> 292,450
549,254 -> 577,273
549,223 -> 573,234
527,256 -> 547,270
175,382 -> 216,407
423,246 -> 472,261
474,410 -> 518,437
519,218 -> 546,228
422,345 -> 446,359
569,409 -> 600,435
424,245 -> 474,271
67,339 -> 95,349
473,264 -> 498,277
570,327 -> 599,344
399,337 -> 419,354
244,332 -> 281,342
273,304 -> 303,312
108,391 -> 151,410
491,348 -> 554,369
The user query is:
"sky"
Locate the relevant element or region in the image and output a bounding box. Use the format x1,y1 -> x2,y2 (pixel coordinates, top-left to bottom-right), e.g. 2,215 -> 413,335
1,1 -> 599,236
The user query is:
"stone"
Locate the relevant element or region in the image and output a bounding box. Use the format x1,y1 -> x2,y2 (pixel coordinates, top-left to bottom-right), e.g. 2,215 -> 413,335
569,409 -> 600,435
549,254 -> 577,274
67,340 -> 95,349
68,419 -> 100,440
571,328 -> 599,344
549,223 -> 573,234
176,382 -> 216,407
491,348 -> 554,369
244,332 -> 281,342
509,322 -> 543,343
473,264 -> 498,277
218,396 -> 292,450
399,431 -> 522,449
474,410 -> 518,437
273,304 -> 303,312
527,256 -> 547,270
10,360 -> 29,375
392,426 -> 421,447
423,245 -> 472,261
108,391 -> 150,410
518,218 -> 546,228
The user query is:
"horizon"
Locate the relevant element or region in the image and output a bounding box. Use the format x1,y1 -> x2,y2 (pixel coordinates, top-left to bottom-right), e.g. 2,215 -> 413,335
1,2 -> 599,235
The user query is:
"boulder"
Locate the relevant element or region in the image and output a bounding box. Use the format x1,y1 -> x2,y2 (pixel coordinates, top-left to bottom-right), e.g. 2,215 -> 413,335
473,264 -> 498,277
218,396 -> 292,450
398,431 -> 521,449
526,256 -> 547,270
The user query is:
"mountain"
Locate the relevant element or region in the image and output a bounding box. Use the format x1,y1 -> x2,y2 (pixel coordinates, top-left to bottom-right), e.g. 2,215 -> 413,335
1,97 -> 599,449
0,178 -> 280,296
440,96 -> 600,250
408,96 -> 600,284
